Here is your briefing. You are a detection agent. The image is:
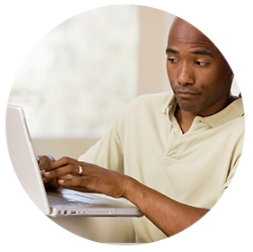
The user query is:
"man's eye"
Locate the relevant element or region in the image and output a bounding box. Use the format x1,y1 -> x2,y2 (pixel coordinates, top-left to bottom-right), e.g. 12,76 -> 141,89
168,58 -> 179,63
195,61 -> 208,66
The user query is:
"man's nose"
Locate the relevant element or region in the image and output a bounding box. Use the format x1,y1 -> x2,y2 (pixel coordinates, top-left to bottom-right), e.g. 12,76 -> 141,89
177,63 -> 195,85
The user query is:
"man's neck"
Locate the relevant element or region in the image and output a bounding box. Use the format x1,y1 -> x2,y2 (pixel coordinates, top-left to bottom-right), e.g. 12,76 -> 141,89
174,107 -> 195,133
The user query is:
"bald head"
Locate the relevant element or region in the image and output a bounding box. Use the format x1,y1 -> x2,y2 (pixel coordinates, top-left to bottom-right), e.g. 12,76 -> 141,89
168,18 -> 214,49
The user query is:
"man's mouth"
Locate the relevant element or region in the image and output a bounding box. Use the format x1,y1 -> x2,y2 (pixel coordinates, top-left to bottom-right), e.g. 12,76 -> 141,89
175,90 -> 199,98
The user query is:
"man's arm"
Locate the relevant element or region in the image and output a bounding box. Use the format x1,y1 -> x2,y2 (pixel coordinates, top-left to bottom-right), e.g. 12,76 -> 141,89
41,156 -> 209,237
123,177 -> 209,236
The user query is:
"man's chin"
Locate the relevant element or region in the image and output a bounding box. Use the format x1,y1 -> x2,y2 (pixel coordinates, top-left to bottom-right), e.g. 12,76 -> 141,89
177,100 -> 198,113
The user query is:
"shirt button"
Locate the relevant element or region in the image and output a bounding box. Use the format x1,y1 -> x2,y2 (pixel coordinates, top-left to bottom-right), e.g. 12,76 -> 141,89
174,128 -> 180,132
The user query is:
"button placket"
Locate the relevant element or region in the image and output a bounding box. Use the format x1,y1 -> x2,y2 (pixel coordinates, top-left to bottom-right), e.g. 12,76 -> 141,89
163,125 -> 185,163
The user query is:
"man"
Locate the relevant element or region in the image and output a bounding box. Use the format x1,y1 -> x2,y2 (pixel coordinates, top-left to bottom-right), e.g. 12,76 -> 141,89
38,17 -> 244,242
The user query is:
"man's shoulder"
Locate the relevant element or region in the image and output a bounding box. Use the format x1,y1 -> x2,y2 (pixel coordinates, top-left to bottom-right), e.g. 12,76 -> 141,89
129,91 -> 174,109
115,91 -> 174,123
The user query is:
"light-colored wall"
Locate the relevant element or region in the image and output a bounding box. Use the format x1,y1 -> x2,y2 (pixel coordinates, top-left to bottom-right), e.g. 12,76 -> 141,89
33,138 -> 98,160
137,7 -> 174,95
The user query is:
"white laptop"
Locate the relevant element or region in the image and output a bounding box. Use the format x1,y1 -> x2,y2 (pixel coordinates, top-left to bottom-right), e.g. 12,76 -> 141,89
6,104 -> 143,217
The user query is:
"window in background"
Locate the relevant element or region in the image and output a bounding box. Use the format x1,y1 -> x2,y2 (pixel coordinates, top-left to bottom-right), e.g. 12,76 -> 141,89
9,5 -> 139,138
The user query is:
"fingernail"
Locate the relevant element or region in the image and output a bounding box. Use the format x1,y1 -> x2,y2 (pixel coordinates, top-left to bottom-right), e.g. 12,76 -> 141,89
45,172 -> 50,176
58,180 -> 64,184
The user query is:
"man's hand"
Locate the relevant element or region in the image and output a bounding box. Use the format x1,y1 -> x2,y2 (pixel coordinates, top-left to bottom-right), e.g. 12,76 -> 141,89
37,155 -> 61,190
42,156 -> 131,198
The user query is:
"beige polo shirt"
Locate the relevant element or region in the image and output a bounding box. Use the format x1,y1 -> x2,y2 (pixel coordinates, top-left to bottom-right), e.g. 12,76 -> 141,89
79,91 -> 245,242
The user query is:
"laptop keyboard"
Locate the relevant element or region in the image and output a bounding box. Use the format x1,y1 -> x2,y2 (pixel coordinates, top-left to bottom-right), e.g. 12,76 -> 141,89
47,193 -> 91,207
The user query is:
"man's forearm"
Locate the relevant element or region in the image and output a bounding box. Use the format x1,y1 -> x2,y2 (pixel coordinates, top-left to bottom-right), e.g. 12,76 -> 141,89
123,177 -> 209,237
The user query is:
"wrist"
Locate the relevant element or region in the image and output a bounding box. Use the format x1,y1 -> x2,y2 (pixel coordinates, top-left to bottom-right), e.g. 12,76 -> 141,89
122,176 -> 145,207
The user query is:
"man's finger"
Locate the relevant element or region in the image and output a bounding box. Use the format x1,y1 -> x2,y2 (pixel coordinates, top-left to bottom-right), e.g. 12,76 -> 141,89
58,177 -> 86,187
37,155 -> 55,170
44,164 -> 80,179
46,156 -> 81,171
37,156 -> 49,170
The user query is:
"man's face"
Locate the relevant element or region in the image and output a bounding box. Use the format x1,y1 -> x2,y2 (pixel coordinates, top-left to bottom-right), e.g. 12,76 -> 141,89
166,18 -> 233,116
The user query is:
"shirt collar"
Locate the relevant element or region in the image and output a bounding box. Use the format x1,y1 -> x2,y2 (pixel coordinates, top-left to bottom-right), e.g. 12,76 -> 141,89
160,91 -> 176,115
203,98 -> 244,127
160,92 -> 244,128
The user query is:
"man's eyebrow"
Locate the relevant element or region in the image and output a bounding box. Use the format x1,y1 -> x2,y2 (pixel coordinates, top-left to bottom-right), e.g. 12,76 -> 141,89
165,48 -> 178,54
191,50 -> 213,57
